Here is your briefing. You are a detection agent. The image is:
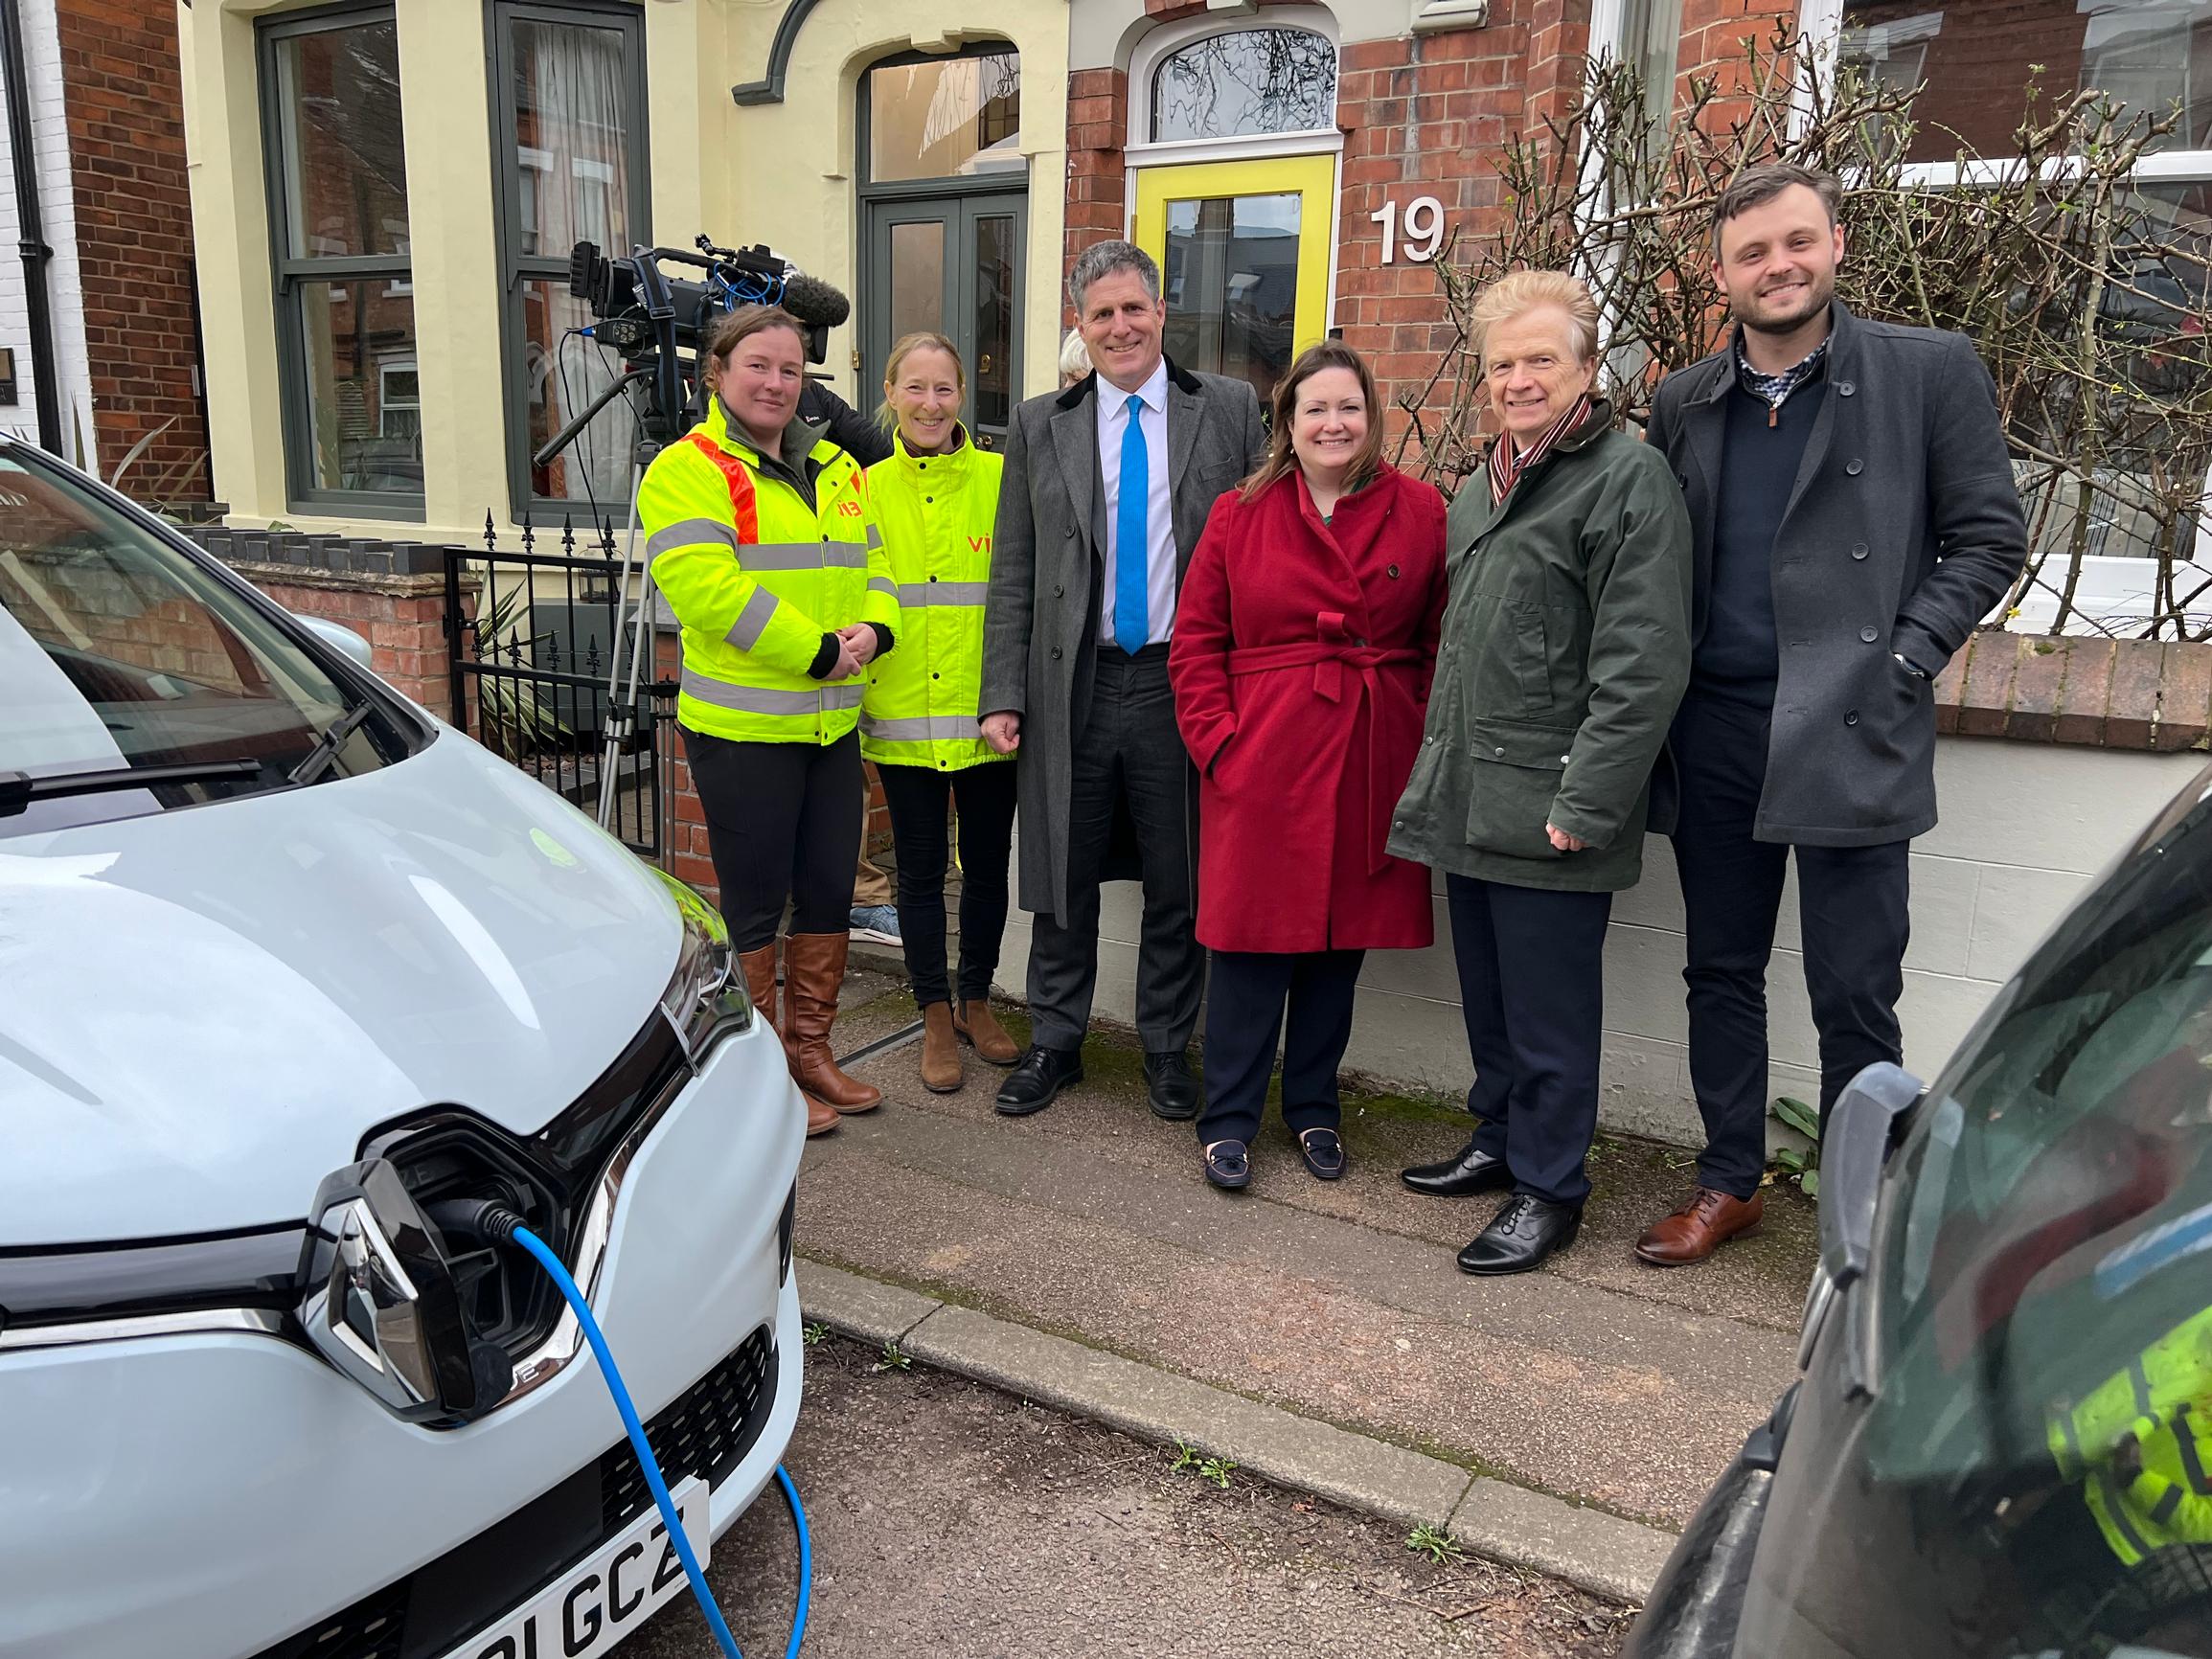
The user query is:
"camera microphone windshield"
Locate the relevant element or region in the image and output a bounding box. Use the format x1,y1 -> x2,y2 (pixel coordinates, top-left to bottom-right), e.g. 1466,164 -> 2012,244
779,274 -> 851,330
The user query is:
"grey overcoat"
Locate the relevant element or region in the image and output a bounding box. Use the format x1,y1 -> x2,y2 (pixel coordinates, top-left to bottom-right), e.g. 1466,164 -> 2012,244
978,360 -> 1266,924
1643,303 -> 2028,846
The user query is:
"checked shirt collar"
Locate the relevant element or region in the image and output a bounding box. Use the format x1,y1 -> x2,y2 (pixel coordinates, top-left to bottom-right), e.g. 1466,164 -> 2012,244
1733,324 -> 1831,420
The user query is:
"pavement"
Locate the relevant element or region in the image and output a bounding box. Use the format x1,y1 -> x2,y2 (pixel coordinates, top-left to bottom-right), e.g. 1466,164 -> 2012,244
627,1333 -> 1635,1658
802,969 -> 1817,1597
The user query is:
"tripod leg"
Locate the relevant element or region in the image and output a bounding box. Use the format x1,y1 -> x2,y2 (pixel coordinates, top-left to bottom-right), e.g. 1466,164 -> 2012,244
596,460 -> 649,831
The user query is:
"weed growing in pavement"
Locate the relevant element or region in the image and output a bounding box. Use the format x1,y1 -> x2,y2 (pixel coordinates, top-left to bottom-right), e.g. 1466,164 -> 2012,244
1405,1524 -> 1469,1566
872,1339 -> 914,1373
803,1322 -> 829,1347
1168,1437 -> 1237,1489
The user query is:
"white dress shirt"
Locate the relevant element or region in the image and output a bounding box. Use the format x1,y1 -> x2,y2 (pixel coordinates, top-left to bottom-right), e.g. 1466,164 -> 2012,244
1096,357 -> 1177,648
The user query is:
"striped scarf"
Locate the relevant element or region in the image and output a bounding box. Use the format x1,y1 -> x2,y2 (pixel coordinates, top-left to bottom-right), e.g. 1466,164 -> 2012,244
1488,392 -> 1593,507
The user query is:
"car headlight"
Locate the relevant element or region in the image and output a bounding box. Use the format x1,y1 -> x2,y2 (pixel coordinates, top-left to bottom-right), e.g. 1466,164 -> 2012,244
649,868 -> 752,1059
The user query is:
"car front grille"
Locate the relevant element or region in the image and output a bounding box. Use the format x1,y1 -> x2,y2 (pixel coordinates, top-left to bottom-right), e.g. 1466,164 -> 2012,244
249,1326 -> 777,1659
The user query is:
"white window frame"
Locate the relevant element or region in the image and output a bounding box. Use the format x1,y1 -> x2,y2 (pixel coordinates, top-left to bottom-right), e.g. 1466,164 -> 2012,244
376,358 -> 421,441
1799,0 -> 2212,633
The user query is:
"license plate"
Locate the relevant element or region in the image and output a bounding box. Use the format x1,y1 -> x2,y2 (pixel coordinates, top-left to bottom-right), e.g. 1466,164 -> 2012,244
439,1476 -> 711,1659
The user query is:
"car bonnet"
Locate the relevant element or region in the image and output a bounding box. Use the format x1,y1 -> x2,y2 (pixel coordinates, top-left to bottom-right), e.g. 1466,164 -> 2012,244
0,734 -> 684,1246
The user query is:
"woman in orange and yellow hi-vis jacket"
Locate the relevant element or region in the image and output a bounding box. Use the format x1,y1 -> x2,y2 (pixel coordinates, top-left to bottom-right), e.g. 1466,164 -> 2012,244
639,305 -> 898,1137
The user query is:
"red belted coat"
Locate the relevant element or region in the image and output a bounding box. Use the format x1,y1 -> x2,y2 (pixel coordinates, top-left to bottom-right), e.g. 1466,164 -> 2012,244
1169,463 -> 1448,954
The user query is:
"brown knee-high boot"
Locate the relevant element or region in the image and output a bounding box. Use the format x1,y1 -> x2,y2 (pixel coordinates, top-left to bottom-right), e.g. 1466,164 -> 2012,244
782,933 -> 882,1113
742,943 -> 838,1137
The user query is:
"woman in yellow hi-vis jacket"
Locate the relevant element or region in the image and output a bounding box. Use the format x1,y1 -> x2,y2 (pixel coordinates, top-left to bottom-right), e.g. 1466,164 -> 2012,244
641,305 -> 899,1137
860,333 -> 1018,1094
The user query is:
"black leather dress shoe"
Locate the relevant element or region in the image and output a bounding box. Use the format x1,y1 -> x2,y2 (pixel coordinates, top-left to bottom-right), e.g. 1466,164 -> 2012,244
1457,1193 -> 1583,1276
995,1045 -> 1083,1117
1401,1135 -> 1514,1197
1144,1052 -> 1201,1121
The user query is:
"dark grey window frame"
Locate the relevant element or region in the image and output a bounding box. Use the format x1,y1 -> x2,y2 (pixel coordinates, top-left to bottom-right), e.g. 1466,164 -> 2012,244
486,0 -> 652,523
855,42 -> 1028,445
257,2 -> 423,521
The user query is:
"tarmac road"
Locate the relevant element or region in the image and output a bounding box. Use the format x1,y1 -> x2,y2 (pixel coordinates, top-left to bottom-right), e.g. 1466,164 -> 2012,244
622,1335 -> 1633,1659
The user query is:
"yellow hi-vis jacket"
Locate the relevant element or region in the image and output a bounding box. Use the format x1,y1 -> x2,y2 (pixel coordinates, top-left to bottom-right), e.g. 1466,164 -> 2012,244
642,398 -> 897,745
859,427 -> 1008,772
2047,1305 -> 2212,1566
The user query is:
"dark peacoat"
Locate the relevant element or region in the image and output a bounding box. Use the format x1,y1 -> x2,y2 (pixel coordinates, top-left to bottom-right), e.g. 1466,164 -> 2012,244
978,361 -> 1267,924
1169,464 -> 1448,954
1643,303 -> 2029,846
1388,404 -> 1694,893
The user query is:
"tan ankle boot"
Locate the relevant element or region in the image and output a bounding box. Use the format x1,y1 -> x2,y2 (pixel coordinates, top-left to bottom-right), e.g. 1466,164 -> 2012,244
782,933 -> 882,1113
920,1001 -> 963,1093
954,998 -> 1020,1065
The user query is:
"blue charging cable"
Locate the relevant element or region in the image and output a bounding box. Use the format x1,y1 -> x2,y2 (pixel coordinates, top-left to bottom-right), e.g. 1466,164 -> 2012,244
510,1223 -> 812,1659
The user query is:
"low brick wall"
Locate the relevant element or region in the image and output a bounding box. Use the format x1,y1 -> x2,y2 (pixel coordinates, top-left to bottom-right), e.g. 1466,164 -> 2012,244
1934,630 -> 2212,752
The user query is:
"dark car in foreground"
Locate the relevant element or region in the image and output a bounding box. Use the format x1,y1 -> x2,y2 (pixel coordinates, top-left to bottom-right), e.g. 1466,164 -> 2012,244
1628,761 -> 2212,1659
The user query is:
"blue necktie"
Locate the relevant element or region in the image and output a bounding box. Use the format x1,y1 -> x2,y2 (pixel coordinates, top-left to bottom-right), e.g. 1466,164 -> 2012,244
1114,393 -> 1150,656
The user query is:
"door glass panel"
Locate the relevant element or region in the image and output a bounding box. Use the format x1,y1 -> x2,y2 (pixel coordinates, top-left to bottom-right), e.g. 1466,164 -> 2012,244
889,220 -> 947,341
1161,193 -> 1300,404
869,51 -> 1022,182
272,17 -> 409,260
971,214 -> 1015,434
294,280 -> 422,494
1151,28 -> 1336,143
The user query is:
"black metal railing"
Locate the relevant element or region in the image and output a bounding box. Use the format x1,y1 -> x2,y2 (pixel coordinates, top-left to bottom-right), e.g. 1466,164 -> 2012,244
445,513 -> 676,861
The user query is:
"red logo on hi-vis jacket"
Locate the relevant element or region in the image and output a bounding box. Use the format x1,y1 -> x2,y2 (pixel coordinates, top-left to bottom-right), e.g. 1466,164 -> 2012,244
968,536 -> 992,553
837,500 -> 864,518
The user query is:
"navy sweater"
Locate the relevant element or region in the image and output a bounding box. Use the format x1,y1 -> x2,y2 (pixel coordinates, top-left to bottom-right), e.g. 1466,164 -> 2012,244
1694,374 -> 1827,704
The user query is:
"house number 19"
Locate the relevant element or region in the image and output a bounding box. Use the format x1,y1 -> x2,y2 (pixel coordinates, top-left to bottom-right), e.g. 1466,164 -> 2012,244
1370,195 -> 1447,263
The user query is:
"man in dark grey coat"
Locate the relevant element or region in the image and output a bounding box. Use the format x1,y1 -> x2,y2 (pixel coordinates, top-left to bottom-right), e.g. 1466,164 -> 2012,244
978,240 -> 1266,1119
1638,165 -> 2027,1266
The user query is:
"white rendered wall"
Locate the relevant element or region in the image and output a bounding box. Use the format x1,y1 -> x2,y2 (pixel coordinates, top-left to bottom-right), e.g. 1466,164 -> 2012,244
997,737 -> 2210,1142
0,0 -> 93,457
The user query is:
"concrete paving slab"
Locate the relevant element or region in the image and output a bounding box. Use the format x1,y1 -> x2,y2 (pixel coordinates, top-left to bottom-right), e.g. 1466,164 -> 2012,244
1448,1478 -> 1680,1607
797,1259 -> 940,1347
901,1302 -> 1482,1540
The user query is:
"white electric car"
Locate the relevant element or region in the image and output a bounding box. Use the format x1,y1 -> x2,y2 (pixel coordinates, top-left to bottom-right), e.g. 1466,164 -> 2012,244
0,435 -> 806,1659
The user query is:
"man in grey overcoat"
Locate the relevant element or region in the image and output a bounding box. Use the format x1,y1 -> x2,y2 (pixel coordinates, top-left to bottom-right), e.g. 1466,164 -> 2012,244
978,240 -> 1266,1118
1638,164 -> 2028,1266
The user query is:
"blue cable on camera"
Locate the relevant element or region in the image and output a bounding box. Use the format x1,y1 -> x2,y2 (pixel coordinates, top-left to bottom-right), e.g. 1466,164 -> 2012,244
510,1223 -> 812,1659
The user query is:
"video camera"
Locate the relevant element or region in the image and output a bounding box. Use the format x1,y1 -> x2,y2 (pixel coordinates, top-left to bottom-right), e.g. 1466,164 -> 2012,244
535,237 -> 853,466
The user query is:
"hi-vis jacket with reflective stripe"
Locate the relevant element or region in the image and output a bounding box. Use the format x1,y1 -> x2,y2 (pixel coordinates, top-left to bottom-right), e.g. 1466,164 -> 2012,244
2047,1305 -> 2212,1565
641,398 -> 898,745
860,427 -> 1008,771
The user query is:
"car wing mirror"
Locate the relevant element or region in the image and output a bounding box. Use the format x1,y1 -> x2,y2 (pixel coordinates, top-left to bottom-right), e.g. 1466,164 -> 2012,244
293,611 -> 376,672
1819,1061 -> 1925,1293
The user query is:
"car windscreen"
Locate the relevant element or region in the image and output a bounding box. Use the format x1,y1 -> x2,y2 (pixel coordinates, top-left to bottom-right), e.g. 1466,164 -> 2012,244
1861,762 -> 2212,1654
0,449 -> 414,836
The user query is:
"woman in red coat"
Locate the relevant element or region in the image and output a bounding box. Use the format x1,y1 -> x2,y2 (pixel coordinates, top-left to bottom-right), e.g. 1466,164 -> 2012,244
1170,341 -> 1448,1191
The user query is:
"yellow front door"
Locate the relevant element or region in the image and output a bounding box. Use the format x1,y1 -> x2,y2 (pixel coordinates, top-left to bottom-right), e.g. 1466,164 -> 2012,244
1131,153 -> 1335,406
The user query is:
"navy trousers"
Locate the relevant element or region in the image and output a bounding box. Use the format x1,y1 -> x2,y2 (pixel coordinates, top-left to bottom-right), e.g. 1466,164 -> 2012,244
1197,949 -> 1365,1147
1447,875 -> 1613,1207
1670,693 -> 1910,1199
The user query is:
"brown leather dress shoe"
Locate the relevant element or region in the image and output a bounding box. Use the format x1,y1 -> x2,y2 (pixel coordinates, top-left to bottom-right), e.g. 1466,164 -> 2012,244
920,1001 -> 964,1093
1635,1188 -> 1764,1266
953,998 -> 1020,1065
742,943 -> 837,1136
781,933 -> 882,1114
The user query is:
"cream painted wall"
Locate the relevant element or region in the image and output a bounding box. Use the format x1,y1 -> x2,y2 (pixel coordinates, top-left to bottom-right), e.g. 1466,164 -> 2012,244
997,739 -> 2210,1148
181,0 -> 1067,542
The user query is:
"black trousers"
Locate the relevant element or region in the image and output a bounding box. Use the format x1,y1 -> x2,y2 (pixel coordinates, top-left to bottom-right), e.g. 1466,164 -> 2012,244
1670,693 -> 1911,1200
877,759 -> 1019,1007
1026,645 -> 1203,1054
681,726 -> 862,953
1197,949 -> 1365,1146
1448,874 -> 1614,1207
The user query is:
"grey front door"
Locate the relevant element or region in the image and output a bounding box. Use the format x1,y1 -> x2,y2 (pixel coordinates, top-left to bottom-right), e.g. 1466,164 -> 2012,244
862,193 -> 1026,452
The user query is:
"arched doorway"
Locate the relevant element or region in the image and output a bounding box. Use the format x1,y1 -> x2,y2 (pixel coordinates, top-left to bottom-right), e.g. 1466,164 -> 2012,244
855,44 -> 1027,450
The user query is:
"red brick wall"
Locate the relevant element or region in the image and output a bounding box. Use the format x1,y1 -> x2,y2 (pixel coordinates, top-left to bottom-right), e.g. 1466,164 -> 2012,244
54,0 -> 209,502
1063,68 -> 1129,322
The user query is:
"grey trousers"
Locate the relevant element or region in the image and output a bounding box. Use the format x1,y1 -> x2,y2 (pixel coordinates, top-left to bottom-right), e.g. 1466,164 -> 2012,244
1025,645 -> 1203,1054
